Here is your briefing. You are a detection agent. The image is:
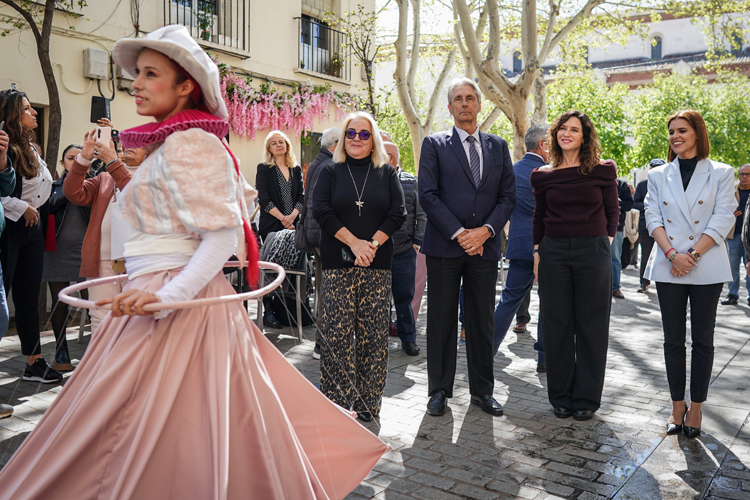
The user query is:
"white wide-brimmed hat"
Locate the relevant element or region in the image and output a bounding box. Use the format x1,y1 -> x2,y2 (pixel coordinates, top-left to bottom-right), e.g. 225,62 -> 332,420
113,25 -> 228,120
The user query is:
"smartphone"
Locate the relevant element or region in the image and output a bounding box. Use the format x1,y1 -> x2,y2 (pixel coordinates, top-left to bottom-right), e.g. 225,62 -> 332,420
0,120 -> 4,131
341,248 -> 355,263
96,126 -> 112,147
90,96 -> 111,123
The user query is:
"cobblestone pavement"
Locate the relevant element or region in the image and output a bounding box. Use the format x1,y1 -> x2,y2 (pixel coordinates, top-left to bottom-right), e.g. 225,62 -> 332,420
1,268 -> 749,499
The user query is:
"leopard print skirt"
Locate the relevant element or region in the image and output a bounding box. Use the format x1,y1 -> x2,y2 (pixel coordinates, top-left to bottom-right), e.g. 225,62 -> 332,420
319,268 -> 391,415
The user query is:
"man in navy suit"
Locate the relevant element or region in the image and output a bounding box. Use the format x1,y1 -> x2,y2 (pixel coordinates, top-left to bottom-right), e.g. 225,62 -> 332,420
492,125 -> 549,373
419,78 -> 516,417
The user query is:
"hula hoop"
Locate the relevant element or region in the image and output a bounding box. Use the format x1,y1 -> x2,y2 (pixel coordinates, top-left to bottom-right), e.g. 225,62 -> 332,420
57,261 -> 286,312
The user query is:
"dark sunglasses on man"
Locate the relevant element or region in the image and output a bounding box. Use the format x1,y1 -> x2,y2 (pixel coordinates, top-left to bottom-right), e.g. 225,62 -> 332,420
344,129 -> 372,141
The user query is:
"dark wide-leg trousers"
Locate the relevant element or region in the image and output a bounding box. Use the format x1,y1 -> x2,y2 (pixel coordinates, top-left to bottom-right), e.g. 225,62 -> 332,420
426,254 -> 497,398
639,230 -> 655,287
320,268 -> 391,415
655,282 -> 723,403
538,236 -> 612,411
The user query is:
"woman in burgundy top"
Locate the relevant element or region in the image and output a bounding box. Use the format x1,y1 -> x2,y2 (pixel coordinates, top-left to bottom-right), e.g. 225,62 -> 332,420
531,111 -> 620,422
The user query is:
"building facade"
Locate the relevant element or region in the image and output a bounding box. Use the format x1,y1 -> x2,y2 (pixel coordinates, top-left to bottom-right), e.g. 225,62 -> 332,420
0,0 -> 374,180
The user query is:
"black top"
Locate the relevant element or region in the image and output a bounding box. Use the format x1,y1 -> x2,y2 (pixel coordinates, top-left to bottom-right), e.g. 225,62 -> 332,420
255,162 -> 304,240
313,154 -> 406,270
679,156 -> 698,190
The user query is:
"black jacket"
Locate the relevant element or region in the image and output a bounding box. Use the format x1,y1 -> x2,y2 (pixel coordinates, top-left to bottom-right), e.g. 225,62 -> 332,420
633,178 -> 648,232
48,170 -> 91,236
742,196 -> 750,260
391,168 -> 426,256
298,148 -> 334,250
616,179 -> 634,231
255,162 -> 304,240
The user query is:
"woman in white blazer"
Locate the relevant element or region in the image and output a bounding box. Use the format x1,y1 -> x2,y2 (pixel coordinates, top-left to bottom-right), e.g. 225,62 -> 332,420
644,110 -> 735,439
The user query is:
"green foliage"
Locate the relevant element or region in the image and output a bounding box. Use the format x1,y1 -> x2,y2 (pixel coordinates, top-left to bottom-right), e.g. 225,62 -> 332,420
547,66 -> 630,172
0,0 -> 87,36
630,72 -> 750,170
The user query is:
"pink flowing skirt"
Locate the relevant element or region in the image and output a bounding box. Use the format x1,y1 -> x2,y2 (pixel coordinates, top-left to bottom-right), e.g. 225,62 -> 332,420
0,270 -> 389,500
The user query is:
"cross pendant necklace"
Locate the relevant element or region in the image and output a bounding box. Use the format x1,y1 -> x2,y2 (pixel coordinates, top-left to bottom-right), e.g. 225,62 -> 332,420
346,163 -> 371,216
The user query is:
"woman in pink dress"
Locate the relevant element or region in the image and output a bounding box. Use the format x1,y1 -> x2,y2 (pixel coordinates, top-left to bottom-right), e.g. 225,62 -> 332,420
0,25 -> 388,500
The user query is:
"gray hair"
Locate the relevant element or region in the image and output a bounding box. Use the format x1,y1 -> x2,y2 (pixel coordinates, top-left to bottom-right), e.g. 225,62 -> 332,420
524,124 -> 549,153
321,127 -> 341,149
739,163 -> 750,171
446,77 -> 482,105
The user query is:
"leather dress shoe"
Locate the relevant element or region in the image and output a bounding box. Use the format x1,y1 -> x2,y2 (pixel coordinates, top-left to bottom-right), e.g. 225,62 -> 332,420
0,403 -> 12,419
683,409 -> 702,438
553,407 -> 572,419
612,289 -> 625,299
666,402 -> 688,436
357,412 -> 373,422
573,409 -> 595,421
721,296 -> 739,305
470,395 -> 504,416
402,341 -> 420,356
637,284 -> 649,293
53,346 -> 73,372
426,390 -> 447,416
512,323 -> 527,333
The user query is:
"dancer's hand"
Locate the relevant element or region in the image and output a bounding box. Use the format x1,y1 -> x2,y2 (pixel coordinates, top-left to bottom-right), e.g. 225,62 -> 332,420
98,288 -> 161,316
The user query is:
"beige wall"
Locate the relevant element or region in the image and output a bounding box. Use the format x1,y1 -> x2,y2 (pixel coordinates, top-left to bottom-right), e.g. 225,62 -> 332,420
0,0 -> 373,181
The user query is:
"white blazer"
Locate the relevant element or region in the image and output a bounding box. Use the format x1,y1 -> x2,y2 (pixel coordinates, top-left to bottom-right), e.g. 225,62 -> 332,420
644,158 -> 736,284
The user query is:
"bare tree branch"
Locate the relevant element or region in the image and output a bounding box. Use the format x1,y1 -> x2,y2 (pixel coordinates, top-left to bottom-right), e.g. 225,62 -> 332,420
539,0 -> 605,62
423,46 -> 457,134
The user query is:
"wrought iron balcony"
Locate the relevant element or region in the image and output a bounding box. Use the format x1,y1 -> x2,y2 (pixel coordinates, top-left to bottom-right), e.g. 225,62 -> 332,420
296,16 -> 351,81
166,0 -> 248,53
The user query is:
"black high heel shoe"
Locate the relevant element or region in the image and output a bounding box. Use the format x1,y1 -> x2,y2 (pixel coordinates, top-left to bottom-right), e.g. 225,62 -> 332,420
666,402 -> 688,435
683,408 -> 702,438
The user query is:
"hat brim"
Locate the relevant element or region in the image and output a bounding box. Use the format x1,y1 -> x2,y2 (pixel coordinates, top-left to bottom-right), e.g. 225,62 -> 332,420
113,37 -> 227,120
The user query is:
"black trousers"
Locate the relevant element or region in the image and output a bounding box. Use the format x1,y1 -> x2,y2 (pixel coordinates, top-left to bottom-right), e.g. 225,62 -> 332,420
655,282 -> 723,403
426,254 -> 497,398
639,230 -> 655,286
1,220 -> 45,356
538,236 -> 612,411
516,288 -> 532,324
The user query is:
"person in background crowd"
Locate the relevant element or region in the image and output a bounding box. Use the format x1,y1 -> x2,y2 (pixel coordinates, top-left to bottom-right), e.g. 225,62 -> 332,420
63,135 -> 141,335
513,290 -> 532,335
493,124 -> 549,373
0,89 -> 59,384
612,174 -> 634,299
721,163 -> 750,306
743,192 -> 750,276
385,141 -> 426,356
644,109 -> 735,438
419,77 -> 516,417
634,158 -> 667,293
43,144 -> 89,372
532,110 -> 619,422
622,191 -> 640,269
313,112 -> 405,422
255,129 -> 304,329
0,102 -> 17,419
296,126 -> 340,359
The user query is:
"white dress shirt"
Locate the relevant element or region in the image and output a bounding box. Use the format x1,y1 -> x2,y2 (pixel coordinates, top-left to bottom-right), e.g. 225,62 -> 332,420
1,150 -> 52,221
450,126 -> 495,240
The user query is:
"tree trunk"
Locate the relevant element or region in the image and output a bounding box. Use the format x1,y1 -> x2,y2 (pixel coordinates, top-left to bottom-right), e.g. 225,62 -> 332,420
507,94 -> 529,162
531,74 -> 548,126
38,43 -> 61,174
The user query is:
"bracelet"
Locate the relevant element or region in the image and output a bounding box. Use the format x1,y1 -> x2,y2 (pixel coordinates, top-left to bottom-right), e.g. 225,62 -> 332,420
667,251 -> 678,262
664,248 -> 676,261
533,248 -> 540,254
103,159 -> 120,169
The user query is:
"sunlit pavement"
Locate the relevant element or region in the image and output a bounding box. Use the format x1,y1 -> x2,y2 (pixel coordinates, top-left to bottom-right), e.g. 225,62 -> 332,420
2,267 -> 749,499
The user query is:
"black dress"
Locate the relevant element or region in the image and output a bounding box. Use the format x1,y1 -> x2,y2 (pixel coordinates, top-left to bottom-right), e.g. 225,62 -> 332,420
255,163 -> 304,240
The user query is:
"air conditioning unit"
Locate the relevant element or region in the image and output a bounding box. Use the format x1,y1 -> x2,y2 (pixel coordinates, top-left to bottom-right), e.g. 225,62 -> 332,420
83,48 -> 109,80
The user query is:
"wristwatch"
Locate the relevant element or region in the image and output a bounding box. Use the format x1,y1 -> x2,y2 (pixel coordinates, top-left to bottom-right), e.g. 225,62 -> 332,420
687,247 -> 701,261
371,239 -> 380,249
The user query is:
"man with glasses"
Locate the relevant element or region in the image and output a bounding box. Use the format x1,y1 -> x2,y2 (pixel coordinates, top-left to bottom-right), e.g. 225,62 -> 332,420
722,164 -> 750,305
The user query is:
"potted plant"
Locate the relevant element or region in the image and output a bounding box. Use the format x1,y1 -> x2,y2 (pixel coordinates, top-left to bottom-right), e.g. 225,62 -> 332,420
196,0 -> 215,41
327,51 -> 344,78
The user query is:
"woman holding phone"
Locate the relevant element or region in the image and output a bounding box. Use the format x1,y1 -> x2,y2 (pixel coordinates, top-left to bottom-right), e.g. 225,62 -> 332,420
0,89 -> 60,384
313,112 -> 405,422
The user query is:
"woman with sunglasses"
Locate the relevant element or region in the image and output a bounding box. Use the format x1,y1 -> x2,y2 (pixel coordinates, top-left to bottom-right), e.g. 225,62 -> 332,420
313,112 -> 405,422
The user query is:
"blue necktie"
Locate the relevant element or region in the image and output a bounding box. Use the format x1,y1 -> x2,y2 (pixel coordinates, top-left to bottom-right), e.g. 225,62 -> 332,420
466,135 -> 481,186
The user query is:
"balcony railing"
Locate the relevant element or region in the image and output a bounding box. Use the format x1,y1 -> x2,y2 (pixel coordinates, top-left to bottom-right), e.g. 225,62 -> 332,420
296,16 -> 351,81
166,0 -> 248,53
